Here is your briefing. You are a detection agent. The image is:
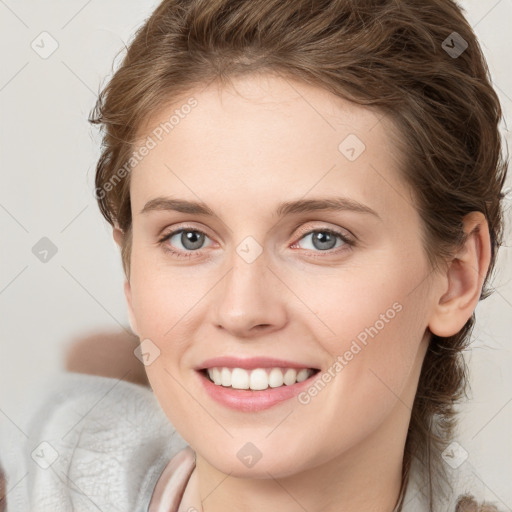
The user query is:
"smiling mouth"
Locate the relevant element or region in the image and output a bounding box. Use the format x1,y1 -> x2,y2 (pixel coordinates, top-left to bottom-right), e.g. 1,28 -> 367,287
199,366 -> 321,391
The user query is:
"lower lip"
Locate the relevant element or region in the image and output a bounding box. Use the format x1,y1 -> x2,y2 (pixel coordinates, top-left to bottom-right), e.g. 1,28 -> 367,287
196,369 -> 319,412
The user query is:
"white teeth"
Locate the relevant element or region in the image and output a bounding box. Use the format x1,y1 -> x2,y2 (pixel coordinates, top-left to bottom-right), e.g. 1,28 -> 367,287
268,368 -> 284,388
296,368 -> 310,382
249,369 -> 268,390
231,368 -> 249,390
221,367 -> 231,387
205,367 -> 315,390
212,367 -> 222,385
283,368 -> 297,385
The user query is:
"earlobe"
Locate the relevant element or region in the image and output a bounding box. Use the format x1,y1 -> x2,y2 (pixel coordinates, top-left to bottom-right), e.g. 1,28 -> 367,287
428,212 -> 491,338
124,279 -> 139,337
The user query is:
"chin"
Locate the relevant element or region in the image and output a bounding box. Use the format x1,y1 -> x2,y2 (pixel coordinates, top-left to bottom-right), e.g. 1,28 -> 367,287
198,442 -> 318,480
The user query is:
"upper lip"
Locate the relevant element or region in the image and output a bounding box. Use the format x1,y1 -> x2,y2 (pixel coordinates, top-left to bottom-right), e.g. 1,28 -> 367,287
195,356 -> 319,371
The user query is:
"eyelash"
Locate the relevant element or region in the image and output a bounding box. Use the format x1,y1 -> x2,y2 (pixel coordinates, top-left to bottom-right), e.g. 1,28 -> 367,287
157,225 -> 355,260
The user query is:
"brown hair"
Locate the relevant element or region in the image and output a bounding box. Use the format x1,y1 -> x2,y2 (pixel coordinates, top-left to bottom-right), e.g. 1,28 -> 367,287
89,1 -> 508,510
456,495 -> 500,512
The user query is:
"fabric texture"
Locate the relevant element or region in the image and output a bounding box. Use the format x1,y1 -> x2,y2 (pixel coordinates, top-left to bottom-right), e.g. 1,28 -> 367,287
9,373 -> 188,512
4,372 -> 494,511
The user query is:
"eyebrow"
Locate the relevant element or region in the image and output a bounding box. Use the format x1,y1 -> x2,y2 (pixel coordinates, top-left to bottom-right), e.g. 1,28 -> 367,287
140,196 -> 381,220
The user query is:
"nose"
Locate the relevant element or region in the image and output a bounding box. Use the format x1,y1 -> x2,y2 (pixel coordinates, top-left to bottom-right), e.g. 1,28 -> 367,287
211,249 -> 288,339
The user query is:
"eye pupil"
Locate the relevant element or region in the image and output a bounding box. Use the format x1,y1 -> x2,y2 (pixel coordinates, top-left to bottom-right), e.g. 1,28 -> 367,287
182,230 -> 204,250
312,231 -> 337,250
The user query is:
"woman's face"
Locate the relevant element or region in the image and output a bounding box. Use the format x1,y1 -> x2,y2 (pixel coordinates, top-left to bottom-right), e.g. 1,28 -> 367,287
125,73 -> 439,478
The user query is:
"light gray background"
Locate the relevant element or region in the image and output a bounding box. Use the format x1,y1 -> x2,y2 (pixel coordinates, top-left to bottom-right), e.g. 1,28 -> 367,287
1,0 -> 511,507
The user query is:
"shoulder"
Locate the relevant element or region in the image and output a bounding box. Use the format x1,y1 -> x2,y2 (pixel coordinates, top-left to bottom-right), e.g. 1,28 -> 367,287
20,372 -> 188,512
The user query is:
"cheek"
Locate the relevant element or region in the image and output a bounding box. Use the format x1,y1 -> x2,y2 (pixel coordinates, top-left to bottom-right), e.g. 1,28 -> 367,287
286,274 -> 429,465
129,252 -> 209,339
313,258 -> 424,331
303,252 -> 430,402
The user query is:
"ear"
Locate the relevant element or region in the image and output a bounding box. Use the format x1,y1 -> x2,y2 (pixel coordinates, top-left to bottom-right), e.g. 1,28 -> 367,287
113,225 -> 138,336
428,211 -> 491,338
124,279 -> 139,337
113,225 -> 124,248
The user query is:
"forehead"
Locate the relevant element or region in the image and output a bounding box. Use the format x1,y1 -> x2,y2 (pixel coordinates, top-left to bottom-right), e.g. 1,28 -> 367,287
129,73 -> 414,220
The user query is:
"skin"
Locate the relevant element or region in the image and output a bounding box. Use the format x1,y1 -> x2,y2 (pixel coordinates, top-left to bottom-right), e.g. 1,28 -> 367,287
112,73 -> 490,512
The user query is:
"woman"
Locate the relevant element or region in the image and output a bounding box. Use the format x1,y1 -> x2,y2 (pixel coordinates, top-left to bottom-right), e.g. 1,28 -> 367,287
12,0 -> 508,510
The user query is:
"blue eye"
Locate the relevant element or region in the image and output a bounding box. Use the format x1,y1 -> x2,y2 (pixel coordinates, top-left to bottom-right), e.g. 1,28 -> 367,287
294,229 -> 350,252
158,228 -> 212,258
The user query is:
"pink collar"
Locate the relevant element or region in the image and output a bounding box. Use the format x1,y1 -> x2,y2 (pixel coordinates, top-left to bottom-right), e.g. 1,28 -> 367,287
148,447 -> 196,512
